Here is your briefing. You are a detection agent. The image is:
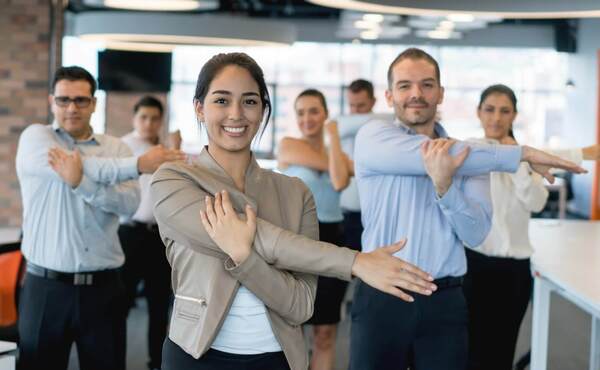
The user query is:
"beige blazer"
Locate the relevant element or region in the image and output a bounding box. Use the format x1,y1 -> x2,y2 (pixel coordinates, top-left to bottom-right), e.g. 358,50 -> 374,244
150,148 -> 357,370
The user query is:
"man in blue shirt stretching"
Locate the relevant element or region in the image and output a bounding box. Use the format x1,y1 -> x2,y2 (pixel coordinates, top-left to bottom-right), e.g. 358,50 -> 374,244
349,48 -> 585,370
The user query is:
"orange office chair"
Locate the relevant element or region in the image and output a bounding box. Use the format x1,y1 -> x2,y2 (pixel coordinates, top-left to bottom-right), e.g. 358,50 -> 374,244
0,242 -> 23,341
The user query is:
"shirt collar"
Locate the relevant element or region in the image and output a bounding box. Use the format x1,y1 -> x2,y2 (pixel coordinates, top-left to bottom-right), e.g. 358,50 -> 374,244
393,118 -> 449,139
52,121 -> 100,146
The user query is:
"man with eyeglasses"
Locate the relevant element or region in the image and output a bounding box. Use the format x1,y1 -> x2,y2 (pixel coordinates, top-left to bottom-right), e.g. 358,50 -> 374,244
15,66 -> 183,370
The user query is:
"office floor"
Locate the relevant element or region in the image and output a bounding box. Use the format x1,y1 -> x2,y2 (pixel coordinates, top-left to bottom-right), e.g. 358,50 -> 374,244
67,285 -> 591,370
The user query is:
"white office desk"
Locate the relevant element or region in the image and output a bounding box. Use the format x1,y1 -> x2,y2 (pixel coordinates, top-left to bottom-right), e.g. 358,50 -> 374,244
0,228 -> 20,245
0,229 -> 19,370
0,341 -> 16,370
530,219 -> 600,370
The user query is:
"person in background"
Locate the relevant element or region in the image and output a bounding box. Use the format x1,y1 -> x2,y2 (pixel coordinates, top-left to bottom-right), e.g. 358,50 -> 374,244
350,48 -> 586,370
347,79 -> 377,115
278,89 -> 353,370
16,66 -> 184,370
119,96 -> 177,370
13,67 -> 136,370
464,83 -> 600,370
151,53 -> 436,370
339,79 -> 377,252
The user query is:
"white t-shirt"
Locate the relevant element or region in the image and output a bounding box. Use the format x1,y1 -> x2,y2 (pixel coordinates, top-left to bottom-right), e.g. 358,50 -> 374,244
211,286 -> 282,354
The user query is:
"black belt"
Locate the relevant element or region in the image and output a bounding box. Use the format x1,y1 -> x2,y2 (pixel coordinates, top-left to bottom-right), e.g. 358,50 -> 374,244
433,276 -> 464,290
26,262 -> 120,286
123,221 -> 159,233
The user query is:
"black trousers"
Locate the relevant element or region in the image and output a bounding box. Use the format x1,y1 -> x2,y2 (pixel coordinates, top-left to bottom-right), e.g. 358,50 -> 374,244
161,338 -> 290,370
463,248 -> 532,370
342,211 -> 363,252
349,279 -> 468,370
306,222 -> 348,325
119,223 -> 172,369
17,272 -> 127,370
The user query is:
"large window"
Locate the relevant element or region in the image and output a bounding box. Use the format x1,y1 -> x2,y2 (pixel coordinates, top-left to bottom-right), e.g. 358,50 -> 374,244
170,43 -> 569,156
63,37 -> 570,155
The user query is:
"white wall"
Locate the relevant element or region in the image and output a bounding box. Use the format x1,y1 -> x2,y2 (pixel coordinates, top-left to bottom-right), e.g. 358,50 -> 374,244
566,19 -> 600,217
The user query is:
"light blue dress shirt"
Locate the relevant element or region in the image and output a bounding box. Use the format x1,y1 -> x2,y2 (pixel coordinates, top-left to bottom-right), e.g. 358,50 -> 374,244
16,122 -> 141,273
282,165 -> 343,223
336,113 -> 394,212
354,119 -> 522,278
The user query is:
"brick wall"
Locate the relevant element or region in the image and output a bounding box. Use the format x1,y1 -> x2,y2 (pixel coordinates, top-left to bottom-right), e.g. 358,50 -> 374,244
0,0 -> 56,226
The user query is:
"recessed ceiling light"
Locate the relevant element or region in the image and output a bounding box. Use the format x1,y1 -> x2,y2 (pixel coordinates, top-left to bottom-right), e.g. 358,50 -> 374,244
360,30 -> 380,40
447,13 -> 475,22
438,20 -> 455,30
354,20 -> 382,30
415,29 -> 461,39
362,13 -> 384,22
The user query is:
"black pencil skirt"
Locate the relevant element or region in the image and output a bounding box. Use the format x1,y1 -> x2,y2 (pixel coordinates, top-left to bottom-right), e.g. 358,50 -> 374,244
306,221 -> 349,325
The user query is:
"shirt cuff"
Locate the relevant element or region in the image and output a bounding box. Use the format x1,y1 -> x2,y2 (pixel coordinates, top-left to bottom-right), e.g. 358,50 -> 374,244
72,175 -> 99,199
123,156 -> 140,178
495,145 -> 522,173
435,181 -> 464,214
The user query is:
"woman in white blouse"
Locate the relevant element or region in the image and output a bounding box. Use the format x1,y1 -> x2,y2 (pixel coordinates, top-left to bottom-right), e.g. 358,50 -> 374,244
463,84 -> 599,370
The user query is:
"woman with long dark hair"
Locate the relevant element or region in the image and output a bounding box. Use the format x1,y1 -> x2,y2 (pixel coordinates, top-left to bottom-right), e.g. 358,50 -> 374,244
150,52 -> 436,370
464,84 -> 598,370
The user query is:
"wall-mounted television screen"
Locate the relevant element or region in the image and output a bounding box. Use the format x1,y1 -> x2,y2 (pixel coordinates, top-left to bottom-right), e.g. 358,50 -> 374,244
98,50 -> 172,92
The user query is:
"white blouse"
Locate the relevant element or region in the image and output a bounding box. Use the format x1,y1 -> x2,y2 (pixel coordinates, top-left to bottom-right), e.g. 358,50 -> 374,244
467,139 -> 583,259
210,286 -> 282,354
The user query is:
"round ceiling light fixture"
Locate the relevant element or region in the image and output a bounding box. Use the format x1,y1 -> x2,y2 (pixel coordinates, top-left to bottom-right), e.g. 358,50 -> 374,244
306,0 -> 600,19
83,0 -> 219,11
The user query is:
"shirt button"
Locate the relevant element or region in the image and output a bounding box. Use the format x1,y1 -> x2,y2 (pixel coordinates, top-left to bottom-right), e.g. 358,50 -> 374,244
85,248 -> 89,252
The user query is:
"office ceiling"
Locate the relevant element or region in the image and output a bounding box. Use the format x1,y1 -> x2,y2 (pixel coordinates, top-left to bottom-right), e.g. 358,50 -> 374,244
69,0 -> 342,19
65,0 -> 577,48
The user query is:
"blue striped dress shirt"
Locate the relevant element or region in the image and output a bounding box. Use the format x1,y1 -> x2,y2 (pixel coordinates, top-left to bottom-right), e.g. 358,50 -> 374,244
16,122 -> 140,273
354,119 -> 522,278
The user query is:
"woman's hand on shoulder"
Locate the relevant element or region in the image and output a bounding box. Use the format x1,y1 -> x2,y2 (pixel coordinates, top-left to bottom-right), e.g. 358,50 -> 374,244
200,190 -> 257,265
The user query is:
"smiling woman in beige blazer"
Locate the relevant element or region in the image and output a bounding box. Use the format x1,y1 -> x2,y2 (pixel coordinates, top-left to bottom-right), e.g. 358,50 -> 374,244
150,52 -> 437,370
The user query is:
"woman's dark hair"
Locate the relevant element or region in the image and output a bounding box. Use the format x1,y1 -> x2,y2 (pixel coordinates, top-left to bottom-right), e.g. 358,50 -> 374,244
295,88 -> 328,115
193,52 -> 272,128
478,84 -> 518,140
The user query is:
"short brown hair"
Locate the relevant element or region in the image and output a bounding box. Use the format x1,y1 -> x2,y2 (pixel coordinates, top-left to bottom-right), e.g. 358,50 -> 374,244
134,95 -> 164,116
387,48 -> 441,88
348,79 -> 374,99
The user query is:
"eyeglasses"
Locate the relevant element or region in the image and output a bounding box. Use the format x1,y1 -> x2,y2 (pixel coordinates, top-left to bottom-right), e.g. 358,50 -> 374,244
53,96 -> 93,108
